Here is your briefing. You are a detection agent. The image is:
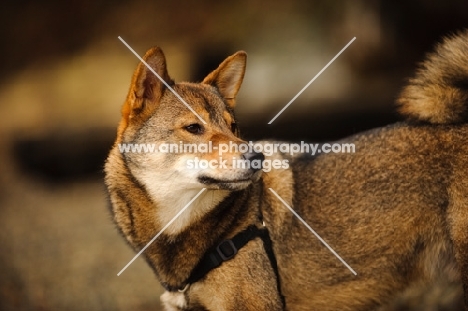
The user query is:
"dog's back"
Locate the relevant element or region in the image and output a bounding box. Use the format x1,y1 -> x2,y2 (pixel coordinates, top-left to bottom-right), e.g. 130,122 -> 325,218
260,30 -> 468,310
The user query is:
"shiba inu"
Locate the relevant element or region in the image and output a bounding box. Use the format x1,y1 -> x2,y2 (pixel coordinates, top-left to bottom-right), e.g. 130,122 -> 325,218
105,30 -> 468,310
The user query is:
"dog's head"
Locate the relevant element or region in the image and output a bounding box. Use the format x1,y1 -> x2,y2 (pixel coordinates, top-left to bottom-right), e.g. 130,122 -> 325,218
116,47 -> 264,194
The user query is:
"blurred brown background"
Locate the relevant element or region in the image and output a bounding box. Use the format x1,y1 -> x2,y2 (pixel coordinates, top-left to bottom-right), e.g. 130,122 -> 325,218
1,0 -> 468,310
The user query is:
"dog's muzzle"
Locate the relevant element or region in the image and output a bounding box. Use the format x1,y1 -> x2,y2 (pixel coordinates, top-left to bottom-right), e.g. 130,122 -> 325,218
241,151 -> 265,173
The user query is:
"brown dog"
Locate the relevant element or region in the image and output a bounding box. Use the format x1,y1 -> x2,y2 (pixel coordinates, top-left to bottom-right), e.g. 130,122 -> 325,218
105,30 -> 468,310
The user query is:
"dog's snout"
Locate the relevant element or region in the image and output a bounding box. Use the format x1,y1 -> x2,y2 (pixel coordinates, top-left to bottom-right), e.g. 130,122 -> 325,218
242,152 -> 265,172
242,152 -> 265,162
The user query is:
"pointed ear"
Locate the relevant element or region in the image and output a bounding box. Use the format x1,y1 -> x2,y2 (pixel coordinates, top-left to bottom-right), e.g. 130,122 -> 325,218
202,51 -> 247,108
127,47 -> 172,113
118,47 -> 172,137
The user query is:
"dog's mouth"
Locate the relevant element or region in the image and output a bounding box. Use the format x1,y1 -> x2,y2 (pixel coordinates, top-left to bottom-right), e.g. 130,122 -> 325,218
198,171 -> 262,191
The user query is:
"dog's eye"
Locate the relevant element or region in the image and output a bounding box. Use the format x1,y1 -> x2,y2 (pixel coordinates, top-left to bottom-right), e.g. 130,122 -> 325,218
231,122 -> 238,133
185,123 -> 204,134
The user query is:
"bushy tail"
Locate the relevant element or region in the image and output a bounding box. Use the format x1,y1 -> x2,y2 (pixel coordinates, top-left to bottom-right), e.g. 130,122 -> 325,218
397,30 -> 468,124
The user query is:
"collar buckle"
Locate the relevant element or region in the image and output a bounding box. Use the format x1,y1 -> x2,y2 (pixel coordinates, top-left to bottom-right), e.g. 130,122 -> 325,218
216,239 -> 238,261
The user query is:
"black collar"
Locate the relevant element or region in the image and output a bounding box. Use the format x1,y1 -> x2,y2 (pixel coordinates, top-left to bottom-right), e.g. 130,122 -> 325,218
165,225 -> 285,307
185,225 -> 265,286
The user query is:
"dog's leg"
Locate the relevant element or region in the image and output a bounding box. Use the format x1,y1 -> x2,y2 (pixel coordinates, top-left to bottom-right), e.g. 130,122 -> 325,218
376,280 -> 463,311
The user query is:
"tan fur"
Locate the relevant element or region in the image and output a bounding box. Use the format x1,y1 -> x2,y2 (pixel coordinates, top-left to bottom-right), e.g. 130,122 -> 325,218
105,31 -> 468,310
397,29 -> 468,124
377,281 -> 463,311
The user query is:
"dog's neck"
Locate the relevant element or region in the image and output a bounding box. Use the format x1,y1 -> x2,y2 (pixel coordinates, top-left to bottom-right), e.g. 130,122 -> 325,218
153,187 -> 230,237
145,184 -> 263,289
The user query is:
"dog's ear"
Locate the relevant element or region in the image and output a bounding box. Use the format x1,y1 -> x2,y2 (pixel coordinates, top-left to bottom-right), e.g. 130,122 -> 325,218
118,47 -> 173,137
127,46 -> 172,112
202,51 -> 247,108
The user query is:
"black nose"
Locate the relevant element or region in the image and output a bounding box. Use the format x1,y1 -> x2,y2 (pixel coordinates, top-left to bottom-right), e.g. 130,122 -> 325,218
241,152 -> 265,172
